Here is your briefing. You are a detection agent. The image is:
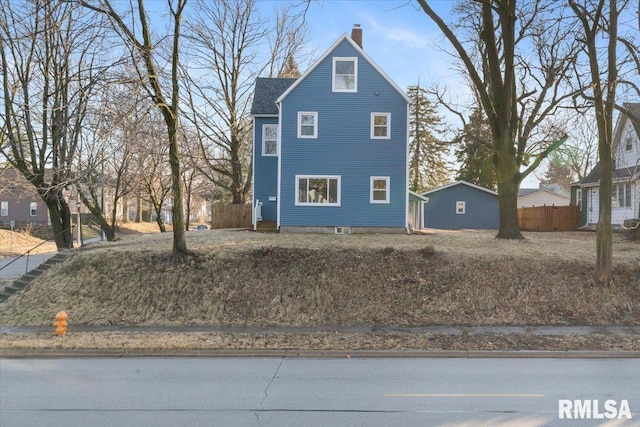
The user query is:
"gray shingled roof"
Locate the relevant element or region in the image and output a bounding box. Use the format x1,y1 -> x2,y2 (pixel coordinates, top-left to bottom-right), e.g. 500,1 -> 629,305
579,162 -> 634,185
250,78 -> 297,116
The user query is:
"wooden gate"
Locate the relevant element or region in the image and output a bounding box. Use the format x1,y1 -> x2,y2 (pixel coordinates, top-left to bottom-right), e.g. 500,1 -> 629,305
517,205 -> 581,232
211,204 -> 252,229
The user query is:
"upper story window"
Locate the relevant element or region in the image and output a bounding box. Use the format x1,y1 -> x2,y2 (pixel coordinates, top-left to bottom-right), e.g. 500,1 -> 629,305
332,57 -> 357,92
625,136 -> 633,151
371,113 -> 391,139
456,201 -> 466,214
30,202 -> 38,216
370,177 -> 390,203
1,201 -> 7,216
297,112 -> 318,138
262,124 -> 278,156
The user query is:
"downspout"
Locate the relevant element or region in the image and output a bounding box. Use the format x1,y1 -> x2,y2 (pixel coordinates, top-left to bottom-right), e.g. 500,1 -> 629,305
276,101 -> 282,230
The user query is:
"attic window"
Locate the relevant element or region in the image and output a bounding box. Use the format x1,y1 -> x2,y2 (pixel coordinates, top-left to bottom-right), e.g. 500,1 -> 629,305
332,57 -> 357,92
625,136 -> 633,151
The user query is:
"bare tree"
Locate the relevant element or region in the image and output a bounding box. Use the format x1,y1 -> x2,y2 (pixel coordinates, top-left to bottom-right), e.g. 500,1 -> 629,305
417,0 -> 579,239
568,0 -> 640,283
183,0 -> 308,204
1,0 -> 110,250
80,0 -> 190,261
78,81 -> 146,240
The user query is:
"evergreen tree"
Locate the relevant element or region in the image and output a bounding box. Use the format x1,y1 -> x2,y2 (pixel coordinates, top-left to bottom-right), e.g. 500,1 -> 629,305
539,151 -> 573,191
454,108 -> 496,191
278,53 -> 300,78
408,84 -> 450,192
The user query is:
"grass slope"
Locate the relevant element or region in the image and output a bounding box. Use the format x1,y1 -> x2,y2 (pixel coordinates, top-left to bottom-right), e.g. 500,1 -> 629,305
1,229 -> 638,327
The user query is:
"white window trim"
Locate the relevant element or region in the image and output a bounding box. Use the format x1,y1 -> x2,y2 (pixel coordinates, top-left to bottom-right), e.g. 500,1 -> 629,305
576,189 -> 582,207
612,182 -> 632,209
1,201 -> 7,216
295,175 -> 341,206
262,124 -> 278,156
297,112 -> 318,139
370,112 -> 391,139
370,176 -> 390,204
30,201 -> 38,216
332,57 -> 358,93
456,201 -> 466,214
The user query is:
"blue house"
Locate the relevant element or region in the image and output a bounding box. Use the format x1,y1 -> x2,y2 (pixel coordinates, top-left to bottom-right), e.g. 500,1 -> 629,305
251,25 -> 410,233
422,181 -> 499,230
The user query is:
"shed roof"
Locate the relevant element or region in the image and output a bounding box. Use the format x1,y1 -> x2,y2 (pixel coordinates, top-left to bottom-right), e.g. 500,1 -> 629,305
421,180 -> 498,197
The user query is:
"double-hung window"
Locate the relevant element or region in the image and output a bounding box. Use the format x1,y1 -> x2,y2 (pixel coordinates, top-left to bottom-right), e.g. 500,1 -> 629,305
332,57 -> 357,92
296,176 -> 340,206
30,202 -> 38,216
262,124 -> 278,156
297,112 -> 317,138
1,201 -> 7,216
371,113 -> 390,139
370,177 -> 390,203
612,183 -> 632,208
456,201 -> 466,214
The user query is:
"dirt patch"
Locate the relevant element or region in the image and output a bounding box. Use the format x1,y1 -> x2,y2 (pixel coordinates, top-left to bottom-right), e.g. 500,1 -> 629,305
1,230 -> 638,328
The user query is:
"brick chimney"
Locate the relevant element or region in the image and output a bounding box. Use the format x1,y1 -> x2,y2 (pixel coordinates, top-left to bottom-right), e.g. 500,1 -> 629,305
351,24 -> 362,48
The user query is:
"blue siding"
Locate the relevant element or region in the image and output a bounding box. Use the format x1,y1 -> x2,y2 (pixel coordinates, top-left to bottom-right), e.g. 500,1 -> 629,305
279,39 -> 408,227
253,117 -> 279,221
424,184 -> 499,229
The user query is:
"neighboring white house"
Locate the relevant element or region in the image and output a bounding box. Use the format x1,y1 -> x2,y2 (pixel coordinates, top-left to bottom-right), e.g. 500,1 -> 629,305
518,183 -> 570,208
573,102 -> 640,227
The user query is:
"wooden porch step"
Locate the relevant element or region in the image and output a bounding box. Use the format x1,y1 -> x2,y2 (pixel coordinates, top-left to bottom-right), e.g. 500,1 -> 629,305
256,221 -> 279,233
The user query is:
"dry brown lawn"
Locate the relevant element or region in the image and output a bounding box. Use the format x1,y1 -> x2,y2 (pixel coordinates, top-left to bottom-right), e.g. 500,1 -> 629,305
1,228 -> 638,329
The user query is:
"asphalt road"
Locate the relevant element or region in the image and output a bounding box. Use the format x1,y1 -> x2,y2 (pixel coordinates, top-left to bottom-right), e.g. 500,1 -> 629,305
1,357 -> 638,426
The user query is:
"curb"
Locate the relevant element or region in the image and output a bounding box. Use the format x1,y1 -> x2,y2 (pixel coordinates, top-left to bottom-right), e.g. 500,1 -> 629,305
2,348 -> 639,359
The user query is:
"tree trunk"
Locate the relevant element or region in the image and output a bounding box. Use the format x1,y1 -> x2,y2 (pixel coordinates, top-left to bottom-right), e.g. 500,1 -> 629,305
596,130 -> 613,284
167,120 -> 188,260
136,197 -> 143,223
43,189 -> 73,250
494,148 -> 524,240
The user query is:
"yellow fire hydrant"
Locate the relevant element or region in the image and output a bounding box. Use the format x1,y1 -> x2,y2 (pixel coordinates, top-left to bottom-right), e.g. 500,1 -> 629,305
53,310 -> 68,336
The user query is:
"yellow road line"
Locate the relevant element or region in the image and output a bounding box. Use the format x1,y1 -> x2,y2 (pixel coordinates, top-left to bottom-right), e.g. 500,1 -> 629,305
385,393 -> 545,398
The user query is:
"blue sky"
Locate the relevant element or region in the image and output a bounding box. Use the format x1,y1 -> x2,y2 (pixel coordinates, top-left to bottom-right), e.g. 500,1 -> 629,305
302,1 -> 457,92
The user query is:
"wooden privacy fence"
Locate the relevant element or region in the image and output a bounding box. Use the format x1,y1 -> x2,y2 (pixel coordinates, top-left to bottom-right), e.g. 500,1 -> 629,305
211,204 -> 252,229
517,205 -> 581,232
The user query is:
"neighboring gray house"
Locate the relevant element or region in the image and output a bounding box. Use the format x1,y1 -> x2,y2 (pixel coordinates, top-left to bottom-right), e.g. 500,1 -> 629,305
0,166 -> 49,228
422,181 -> 499,230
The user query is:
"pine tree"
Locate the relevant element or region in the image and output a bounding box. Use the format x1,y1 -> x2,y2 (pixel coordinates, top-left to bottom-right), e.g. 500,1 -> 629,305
454,108 -> 496,191
408,84 -> 450,192
278,53 -> 300,78
540,151 -> 573,191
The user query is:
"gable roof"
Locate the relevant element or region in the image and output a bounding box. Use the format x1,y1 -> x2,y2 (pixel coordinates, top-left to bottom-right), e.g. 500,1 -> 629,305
276,33 -> 410,104
612,102 -> 640,152
577,161 -> 637,186
421,180 -> 498,197
519,184 -> 569,198
250,78 -> 297,116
